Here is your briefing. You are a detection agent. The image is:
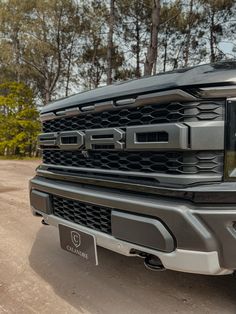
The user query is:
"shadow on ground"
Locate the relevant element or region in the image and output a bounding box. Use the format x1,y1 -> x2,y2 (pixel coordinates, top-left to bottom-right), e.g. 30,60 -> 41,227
29,225 -> 236,314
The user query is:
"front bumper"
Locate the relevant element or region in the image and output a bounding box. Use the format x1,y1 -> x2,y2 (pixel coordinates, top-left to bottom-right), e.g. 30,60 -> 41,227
30,175 -> 236,275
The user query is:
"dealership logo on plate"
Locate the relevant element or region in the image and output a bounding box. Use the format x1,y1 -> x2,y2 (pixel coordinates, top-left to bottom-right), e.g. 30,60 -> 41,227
71,231 -> 81,248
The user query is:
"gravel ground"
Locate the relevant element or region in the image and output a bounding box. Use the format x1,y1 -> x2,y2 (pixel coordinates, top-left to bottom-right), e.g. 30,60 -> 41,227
0,160 -> 236,314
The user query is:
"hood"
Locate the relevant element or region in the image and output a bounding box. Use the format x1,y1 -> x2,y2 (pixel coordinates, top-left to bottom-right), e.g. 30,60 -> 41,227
41,61 -> 236,114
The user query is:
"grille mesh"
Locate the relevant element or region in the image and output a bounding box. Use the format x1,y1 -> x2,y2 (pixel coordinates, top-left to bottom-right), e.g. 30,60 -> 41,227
42,100 -> 224,133
42,99 -> 224,182
43,150 -> 223,175
53,195 -> 112,234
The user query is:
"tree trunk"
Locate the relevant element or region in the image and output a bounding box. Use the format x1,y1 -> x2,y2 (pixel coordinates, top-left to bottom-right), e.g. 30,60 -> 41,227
45,73 -> 51,105
144,0 -> 161,76
184,0 -> 193,67
135,15 -> 141,78
65,37 -> 75,97
210,10 -> 216,63
12,27 -> 21,82
163,41 -> 167,72
107,0 -> 115,85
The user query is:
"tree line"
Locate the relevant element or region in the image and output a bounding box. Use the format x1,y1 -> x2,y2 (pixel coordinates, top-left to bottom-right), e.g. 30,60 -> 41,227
0,0 -> 235,157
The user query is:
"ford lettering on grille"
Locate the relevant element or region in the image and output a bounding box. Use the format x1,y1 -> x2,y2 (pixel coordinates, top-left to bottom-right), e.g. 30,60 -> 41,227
38,123 -> 190,151
38,121 -> 223,151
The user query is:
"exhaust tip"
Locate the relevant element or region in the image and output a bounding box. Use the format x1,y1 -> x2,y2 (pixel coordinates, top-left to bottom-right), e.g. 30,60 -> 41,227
41,219 -> 49,226
144,255 -> 165,272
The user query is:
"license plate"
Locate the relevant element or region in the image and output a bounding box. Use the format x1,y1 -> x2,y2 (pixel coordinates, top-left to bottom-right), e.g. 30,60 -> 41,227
59,224 -> 98,265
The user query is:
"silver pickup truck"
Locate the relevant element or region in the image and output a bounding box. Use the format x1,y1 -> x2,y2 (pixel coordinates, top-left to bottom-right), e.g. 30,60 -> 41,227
30,61 -> 236,275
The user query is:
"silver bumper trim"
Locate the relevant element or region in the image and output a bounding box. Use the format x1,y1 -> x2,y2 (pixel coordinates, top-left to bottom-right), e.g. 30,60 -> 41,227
38,211 -> 232,275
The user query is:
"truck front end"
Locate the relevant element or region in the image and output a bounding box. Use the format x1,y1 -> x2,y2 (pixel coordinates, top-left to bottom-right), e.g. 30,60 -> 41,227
30,62 -> 236,275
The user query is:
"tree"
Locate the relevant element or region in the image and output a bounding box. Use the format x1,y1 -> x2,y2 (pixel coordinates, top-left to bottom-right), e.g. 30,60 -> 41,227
183,0 -> 194,66
0,0 -> 83,104
200,0 -> 234,63
77,1 -> 108,89
78,0 -> 125,88
164,0 -> 204,69
0,0 -> 34,82
107,0 -> 115,84
0,82 -> 40,157
159,0 -> 183,71
144,0 -> 161,75
116,0 -> 151,78
22,0 -> 83,103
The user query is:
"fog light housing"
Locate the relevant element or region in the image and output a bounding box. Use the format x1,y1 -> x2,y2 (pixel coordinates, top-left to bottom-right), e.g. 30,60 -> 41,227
30,190 -> 52,214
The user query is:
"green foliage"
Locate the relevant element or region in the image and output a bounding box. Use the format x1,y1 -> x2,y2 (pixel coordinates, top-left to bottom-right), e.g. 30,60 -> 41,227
0,82 -> 40,157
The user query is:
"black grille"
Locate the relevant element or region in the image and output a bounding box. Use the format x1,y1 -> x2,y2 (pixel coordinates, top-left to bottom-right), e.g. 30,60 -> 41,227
42,100 -> 224,133
43,150 -> 223,175
53,195 -> 112,234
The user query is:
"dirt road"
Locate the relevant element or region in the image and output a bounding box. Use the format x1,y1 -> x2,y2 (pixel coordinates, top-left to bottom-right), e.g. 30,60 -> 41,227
0,160 -> 236,314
